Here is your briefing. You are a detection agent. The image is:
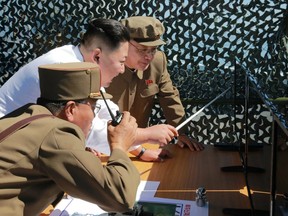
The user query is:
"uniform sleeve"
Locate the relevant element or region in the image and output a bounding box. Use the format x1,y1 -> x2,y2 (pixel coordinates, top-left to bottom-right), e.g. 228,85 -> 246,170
156,52 -> 188,134
38,125 -> 140,213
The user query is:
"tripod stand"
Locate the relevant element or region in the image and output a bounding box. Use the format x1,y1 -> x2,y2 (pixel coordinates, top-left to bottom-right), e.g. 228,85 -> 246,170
219,61 -> 268,216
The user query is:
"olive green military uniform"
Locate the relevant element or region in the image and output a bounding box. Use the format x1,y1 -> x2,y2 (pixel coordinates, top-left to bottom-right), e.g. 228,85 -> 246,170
0,62 -> 140,216
0,105 -> 139,216
106,51 -> 186,133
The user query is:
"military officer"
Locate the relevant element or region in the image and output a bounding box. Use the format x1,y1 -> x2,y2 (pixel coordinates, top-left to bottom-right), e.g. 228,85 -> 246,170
106,16 -> 204,162
0,62 -> 140,216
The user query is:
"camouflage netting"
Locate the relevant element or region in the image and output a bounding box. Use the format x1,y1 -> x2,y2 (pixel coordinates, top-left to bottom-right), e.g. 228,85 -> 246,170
1,0 -> 287,145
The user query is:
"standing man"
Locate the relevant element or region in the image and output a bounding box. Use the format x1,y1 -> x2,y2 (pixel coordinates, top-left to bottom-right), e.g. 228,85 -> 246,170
106,16 -> 204,161
0,62 -> 140,215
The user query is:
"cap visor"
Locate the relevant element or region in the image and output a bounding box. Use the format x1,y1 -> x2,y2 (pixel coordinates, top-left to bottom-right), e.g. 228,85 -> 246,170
138,39 -> 166,46
90,92 -> 113,100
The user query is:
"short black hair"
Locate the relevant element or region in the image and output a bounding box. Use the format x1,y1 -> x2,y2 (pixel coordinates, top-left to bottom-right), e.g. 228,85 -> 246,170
36,97 -> 90,115
37,97 -> 67,115
81,18 -> 130,50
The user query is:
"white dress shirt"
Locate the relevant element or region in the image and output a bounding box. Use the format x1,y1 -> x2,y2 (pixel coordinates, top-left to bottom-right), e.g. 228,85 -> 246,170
0,45 -> 128,155
0,45 -> 83,117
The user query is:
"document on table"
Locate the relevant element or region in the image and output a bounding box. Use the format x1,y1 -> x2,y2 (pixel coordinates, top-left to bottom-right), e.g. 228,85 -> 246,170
50,181 -> 159,216
50,181 -> 208,216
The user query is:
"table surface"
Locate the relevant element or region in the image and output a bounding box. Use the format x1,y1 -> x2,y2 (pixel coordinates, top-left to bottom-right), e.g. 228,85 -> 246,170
135,144 -> 271,215
41,143 -> 272,216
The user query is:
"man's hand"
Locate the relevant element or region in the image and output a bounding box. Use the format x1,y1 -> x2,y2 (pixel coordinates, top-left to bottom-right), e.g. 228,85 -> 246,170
85,147 -> 102,157
177,134 -> 204,151
130,146 -> 172,162
138,124 -> 178,147
108,111 -> 138,152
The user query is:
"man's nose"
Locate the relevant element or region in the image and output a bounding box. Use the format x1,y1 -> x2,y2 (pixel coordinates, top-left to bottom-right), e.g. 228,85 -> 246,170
144,53 -> 154,60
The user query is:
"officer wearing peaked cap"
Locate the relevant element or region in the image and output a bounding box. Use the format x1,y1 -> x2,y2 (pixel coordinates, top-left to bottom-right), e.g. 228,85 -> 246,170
38,62 -> 112,101
106,16 -> 204,162
120,16 -> 166,46
0,62 -> 140,216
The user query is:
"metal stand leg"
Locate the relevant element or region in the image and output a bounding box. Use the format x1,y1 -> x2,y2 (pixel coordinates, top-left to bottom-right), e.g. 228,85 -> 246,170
270,118 -> 278,216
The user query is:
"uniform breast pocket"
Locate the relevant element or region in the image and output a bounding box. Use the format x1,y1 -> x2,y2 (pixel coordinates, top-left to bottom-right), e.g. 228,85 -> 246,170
140,84 -> 159,98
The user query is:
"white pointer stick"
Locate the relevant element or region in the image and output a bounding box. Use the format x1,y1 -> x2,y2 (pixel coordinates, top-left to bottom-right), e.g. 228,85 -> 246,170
176,87 -> 231,131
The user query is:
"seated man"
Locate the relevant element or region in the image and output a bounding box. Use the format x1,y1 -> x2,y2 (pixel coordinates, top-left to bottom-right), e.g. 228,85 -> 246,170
0,62 -> 140,215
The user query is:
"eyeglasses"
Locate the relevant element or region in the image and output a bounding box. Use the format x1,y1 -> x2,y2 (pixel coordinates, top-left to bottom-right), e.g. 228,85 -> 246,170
129,42 -> 157,56
76,100 -> 101,114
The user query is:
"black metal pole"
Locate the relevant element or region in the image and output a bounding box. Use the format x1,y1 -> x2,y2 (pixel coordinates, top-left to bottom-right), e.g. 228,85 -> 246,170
270,118 -> 278,216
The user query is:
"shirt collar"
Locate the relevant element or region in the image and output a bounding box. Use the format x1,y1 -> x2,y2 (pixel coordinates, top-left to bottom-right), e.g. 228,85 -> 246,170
126,67 -> 143,79
74,45 -> 84,61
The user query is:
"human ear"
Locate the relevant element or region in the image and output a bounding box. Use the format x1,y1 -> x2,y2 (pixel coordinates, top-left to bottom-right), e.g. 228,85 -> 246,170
64,101 -> 77,121
92,48 -> 101,63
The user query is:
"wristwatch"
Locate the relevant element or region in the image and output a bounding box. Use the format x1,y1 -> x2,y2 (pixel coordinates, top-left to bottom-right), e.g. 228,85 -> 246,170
136,147 -> 146,159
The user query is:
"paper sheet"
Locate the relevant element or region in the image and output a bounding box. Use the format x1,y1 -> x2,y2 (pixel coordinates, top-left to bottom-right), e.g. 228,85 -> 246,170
50,181 -> 208,216
50,181 -> 159,216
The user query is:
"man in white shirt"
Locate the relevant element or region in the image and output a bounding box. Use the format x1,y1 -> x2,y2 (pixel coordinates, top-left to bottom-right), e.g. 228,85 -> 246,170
0,18 -> 178,159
